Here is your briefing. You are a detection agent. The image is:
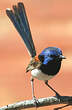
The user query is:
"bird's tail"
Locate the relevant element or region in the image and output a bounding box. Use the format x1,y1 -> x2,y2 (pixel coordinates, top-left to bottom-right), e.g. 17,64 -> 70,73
6,2 -> 36,57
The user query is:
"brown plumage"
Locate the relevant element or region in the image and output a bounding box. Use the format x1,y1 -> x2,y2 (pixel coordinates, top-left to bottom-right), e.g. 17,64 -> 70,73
26,56 -> 42,72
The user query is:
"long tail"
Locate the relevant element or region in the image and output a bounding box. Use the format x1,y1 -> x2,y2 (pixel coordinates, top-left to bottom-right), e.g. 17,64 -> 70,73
6,2 -> 36,57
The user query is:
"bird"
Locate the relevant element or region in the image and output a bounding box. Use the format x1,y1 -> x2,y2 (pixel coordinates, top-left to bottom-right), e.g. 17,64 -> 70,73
6,2 -> 66,106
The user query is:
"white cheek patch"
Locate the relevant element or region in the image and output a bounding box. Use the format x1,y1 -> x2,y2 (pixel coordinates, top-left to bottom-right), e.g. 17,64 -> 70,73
31,69 -> 54,80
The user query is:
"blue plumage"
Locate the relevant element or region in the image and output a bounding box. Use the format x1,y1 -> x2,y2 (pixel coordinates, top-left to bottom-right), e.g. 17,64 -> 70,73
38,47 -> 63,75
39,47 -> 62,64
40,47 -> 62,57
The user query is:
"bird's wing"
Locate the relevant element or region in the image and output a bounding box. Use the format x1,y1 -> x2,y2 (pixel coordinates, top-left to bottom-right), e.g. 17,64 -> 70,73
6,2 -> 36,57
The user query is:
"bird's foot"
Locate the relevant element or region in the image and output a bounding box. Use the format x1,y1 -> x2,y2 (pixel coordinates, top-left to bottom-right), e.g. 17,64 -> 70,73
55,92 -> 62,102
33,96 -> 39,107
55,92 -> 61,98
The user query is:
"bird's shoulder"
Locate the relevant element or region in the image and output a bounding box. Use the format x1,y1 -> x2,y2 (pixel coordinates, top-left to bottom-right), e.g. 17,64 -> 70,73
26,56 -> 42,72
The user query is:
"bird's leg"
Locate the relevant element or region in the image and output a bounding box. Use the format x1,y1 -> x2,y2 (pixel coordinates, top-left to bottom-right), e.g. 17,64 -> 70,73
45,81 -> 61,98
30,77 -> 35,99
30,77 -> 38,107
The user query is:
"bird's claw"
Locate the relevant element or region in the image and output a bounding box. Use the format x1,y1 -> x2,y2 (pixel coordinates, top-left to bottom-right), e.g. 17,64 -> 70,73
55,92 -> 62,102
56,92 -> 61,98
33,96 -> 39,107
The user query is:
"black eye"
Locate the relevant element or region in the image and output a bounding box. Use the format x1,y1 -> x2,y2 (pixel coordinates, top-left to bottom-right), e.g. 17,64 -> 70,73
38,55 -> 44,62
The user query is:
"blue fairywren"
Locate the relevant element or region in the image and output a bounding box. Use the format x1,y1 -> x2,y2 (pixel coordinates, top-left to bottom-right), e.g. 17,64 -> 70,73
6,2 -> 66,106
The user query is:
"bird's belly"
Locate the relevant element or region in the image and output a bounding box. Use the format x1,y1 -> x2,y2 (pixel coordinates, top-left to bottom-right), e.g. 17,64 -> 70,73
31,69 -> 54,80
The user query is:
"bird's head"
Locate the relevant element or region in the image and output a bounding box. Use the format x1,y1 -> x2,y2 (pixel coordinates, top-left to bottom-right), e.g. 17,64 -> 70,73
38,47 -> 66,65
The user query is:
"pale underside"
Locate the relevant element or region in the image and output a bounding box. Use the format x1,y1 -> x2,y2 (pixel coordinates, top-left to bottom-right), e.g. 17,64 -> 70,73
31,69 -> 54,80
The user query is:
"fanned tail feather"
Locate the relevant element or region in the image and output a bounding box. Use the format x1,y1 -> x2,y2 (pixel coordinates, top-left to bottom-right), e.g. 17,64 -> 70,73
6,2 -> 36,57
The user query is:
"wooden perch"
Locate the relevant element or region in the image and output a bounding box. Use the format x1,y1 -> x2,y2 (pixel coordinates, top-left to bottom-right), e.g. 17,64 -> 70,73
0,96 -> 72,110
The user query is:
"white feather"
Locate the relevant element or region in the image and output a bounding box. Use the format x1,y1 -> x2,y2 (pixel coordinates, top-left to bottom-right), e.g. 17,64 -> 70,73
31,69 -> 54,80
6,8 -> 11,11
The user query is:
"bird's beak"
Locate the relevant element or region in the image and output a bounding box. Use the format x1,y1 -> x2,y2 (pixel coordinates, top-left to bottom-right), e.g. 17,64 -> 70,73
59,55 -> 66,59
